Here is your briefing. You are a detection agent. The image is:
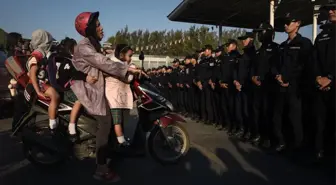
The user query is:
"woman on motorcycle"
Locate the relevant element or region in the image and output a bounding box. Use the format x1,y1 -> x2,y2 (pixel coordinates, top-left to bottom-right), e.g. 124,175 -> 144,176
72,11 -> 141,182
105,44 -> 135,147
27,29 -> 60,131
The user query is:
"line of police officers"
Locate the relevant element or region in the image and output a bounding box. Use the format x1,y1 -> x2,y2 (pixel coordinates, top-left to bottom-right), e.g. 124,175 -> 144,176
148,4 -> 335,160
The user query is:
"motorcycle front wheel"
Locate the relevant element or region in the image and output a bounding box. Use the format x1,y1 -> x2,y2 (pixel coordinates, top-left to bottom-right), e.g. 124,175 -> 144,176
146,122 -> 190,165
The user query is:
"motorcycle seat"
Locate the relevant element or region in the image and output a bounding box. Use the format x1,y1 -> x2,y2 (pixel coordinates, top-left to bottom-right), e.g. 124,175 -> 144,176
24,84 -> 72,112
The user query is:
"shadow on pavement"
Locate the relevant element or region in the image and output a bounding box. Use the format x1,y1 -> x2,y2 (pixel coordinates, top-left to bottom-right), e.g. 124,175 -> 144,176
0,147 -> 206,185
0,139 -> 270,185
214,147 -> 271,185
214,137 -> 335,185
0,130 -> 23,167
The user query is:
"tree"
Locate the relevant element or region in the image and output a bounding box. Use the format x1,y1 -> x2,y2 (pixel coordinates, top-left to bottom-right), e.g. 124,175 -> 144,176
105,25 -> 255,56
0,28 -> 7,50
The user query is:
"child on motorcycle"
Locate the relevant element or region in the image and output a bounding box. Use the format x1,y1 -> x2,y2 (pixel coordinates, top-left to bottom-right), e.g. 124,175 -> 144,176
105,44 -> 136,147
56,37 -> 98,136
73,11 -> 141,182
27,29 -> 60,131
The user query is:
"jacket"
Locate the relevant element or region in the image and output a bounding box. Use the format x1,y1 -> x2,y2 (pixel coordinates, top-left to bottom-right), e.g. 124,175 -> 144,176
313,23 -> 335,82
273,34 -> 313,92
71,38 -> 128,115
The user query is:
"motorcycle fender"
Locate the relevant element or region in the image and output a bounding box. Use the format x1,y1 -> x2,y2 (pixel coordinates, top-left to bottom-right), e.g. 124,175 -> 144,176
157,113 -> 186,128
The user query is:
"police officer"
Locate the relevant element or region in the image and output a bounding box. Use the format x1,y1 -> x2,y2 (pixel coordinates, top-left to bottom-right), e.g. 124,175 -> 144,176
196,45 -> 216,124
151,67 -> 159,87
251,23 -> 279,147
312,0 -> 335,159
234,32 -> 256,140
272,13 -> 313,152
219,39 -> 240,135
213,45 -> 225,129
170,59 -> 180,110
190,55 -> 200,121
230,36 -> 252,139
196,48 -> 205,63
158,66 -> 168,98
177,61 -> 186,113
184,55 -> 194,117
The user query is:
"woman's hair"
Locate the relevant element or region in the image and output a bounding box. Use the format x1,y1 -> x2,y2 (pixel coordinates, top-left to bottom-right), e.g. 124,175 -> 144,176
114,44 -> 132,60
86,16 -> 102,53
59,37 -> 77,55
6,32 -> 22,52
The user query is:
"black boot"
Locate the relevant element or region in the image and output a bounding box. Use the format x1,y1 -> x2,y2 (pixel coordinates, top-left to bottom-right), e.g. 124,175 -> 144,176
275,144 -> 286,153
250,135 -> 261,145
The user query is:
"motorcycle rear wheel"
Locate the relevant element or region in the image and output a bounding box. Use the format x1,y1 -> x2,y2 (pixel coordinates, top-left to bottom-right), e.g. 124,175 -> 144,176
147,122 -> 190,165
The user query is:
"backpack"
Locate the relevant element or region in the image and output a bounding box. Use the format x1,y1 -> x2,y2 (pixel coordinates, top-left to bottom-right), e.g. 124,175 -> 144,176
5,55 -> 30,88
46,52 -> 74,92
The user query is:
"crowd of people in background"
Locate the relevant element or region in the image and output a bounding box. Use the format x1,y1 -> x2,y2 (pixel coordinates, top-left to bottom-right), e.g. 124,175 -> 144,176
146,8 -> 335,161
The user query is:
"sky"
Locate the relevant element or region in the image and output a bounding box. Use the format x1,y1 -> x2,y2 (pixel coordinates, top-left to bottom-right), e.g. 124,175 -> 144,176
0,0 -> 317,44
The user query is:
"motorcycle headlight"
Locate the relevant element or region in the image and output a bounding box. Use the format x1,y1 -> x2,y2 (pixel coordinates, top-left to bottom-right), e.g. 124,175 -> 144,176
165,100 -> 174,112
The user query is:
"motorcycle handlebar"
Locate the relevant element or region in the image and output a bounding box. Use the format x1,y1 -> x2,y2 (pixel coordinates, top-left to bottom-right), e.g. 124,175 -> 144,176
135,70 -> 150,82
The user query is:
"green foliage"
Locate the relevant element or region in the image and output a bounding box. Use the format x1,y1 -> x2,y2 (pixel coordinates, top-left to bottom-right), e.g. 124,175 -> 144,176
0,28 -> 7,50
106,25 -> 259,56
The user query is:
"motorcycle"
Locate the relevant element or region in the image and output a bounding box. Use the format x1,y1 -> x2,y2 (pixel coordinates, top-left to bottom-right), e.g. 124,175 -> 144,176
11,73 -> 190,167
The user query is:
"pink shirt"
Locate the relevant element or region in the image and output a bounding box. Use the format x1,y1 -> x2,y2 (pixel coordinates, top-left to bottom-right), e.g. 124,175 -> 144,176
105,57 -> 134,109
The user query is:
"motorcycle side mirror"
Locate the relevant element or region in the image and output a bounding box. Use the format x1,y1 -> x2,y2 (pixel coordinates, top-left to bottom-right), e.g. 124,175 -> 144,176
139,51 -> 145,61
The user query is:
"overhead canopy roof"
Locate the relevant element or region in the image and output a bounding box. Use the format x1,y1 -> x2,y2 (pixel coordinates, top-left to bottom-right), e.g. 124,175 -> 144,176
168,0 -> 328,32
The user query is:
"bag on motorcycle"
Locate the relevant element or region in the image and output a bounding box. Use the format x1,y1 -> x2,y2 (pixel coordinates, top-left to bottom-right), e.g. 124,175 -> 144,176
5,56 -> 30,88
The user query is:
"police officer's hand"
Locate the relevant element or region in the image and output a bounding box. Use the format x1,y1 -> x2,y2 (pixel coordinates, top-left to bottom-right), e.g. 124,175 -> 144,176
317,77 -> 332,90
280,82 -> 289,87
233,80 -> 240,86
276,75 -> 284,84
186,84 -> 190,88
197,81 -> 202,90
220,83 -> 228,89
237,85 -> 242,91
233,80 -> 242,91
208,79 -> 212,85
168,83 -> 172,88
210,83 -> 215,90
252,76 -> 261,86
316,76 -> 322,84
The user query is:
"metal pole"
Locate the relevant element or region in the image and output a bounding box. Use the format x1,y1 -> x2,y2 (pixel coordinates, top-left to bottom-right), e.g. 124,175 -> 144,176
270,0 -> 275,27
313,4 -> 320,43
218,25 -> 223,46
313,14 -> 318,43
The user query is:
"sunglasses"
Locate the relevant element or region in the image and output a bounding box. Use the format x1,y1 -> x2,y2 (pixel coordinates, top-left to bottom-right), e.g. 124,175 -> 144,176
284,18 -> 300,26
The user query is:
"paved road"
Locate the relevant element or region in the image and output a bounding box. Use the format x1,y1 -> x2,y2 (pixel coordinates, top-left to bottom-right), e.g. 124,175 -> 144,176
0,112 -> 334,185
